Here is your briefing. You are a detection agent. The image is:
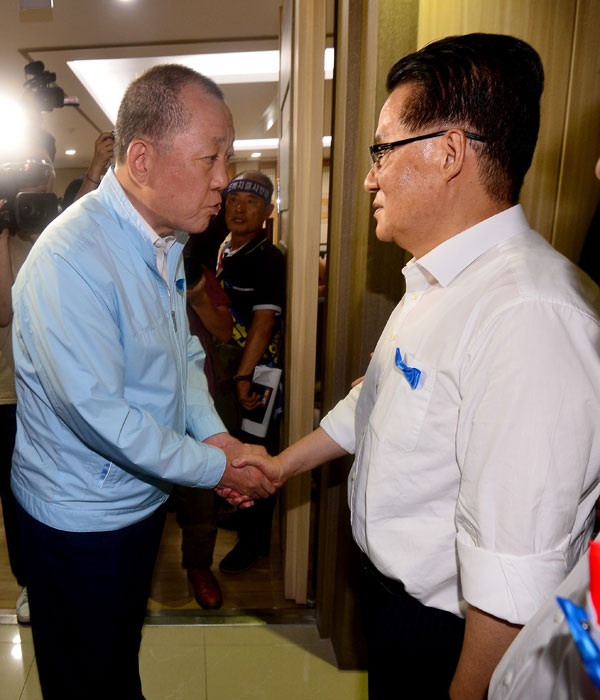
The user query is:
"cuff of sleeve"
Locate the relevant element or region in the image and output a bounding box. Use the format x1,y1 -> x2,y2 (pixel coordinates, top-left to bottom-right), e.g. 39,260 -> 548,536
319,386 -> 360,454
197,443 -> 227,489
457,530 -> 570,624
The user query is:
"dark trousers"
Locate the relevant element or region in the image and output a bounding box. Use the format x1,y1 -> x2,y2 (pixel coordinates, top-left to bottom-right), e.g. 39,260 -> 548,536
171,485 -> 218,570
17,502 -> 167,700
234,490 -> 277,553
360,555 -> 465,700
0,403 -> 24,586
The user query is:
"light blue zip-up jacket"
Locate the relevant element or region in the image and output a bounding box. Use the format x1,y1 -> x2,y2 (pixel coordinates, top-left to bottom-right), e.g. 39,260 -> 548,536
11,168 -> 227,532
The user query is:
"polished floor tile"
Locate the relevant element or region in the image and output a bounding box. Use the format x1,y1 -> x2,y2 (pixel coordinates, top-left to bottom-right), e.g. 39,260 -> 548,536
0,625 -> 37,700
205,638 -> 366,700
0,622 -> 367,700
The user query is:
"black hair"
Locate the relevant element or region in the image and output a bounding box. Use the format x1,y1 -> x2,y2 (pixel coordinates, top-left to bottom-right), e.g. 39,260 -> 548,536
114,64 -> 224,164
386,33 -> 544,203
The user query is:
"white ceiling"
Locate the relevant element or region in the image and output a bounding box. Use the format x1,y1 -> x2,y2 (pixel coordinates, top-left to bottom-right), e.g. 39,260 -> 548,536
0,0 -> 334,173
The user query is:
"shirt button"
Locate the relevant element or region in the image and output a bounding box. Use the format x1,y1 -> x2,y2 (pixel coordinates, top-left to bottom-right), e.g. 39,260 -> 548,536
502,670 -> 514,686
553,611 -> 564,624
411,292 -> 418,300
351,473 -> 356,481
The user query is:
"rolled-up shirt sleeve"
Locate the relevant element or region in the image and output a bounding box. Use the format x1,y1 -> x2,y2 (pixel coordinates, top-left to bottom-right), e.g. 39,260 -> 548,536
320,382 -> 362,454
455,299 -> 600,624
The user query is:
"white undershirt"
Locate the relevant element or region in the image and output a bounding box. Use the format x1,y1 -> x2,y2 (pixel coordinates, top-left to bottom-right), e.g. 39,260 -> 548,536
137,217 -> 176,286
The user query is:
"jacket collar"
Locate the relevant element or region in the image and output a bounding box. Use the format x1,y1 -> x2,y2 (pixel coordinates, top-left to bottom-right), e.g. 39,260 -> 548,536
97,167 -> 189,273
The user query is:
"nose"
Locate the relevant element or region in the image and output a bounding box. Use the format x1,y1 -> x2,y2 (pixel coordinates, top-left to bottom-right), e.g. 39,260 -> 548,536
213,157 -> 230,191
364,164 -> 378,192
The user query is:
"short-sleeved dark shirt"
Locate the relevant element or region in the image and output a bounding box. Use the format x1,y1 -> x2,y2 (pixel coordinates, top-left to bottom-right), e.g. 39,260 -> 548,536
217,232 -> 285,367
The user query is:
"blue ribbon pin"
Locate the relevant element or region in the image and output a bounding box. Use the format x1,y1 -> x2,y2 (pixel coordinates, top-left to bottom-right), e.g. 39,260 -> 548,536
556,596 -> 600,690
175,278 -> 185,292
395,348 -> 421,390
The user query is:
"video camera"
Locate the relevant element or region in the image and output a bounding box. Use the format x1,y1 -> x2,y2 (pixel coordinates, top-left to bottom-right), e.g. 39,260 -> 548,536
23,61 -> 80,112
0,160 -> 60,232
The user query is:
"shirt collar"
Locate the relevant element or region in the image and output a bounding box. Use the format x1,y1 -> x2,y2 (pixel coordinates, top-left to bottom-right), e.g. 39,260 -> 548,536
139,215 -> 176,251
405,204 -> 531,289
221,233 -> 248,258
102,166 -> 184,278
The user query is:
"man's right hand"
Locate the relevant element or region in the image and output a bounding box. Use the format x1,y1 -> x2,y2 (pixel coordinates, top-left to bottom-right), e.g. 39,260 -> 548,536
216,442 -> 278,499
230,451 -> 285,490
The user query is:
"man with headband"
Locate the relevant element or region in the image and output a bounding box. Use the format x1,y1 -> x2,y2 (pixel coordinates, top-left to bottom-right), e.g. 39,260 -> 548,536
215,171 -> 285,575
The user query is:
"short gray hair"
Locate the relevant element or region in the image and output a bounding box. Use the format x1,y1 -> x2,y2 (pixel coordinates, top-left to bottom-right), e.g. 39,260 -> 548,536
114,64 -> 224,164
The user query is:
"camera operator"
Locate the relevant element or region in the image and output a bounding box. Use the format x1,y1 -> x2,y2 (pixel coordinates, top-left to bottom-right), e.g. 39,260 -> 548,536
0,127 -> 56,624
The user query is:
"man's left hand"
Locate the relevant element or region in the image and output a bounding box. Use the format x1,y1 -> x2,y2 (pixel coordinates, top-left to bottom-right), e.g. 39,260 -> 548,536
236,379 -> 261,410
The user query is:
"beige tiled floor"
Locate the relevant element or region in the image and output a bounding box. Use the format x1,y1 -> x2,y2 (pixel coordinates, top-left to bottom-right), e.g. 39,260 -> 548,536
0,621 -> 367,700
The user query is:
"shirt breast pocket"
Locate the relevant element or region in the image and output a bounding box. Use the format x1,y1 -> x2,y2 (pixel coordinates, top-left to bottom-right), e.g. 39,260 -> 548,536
369,354 -> 436,453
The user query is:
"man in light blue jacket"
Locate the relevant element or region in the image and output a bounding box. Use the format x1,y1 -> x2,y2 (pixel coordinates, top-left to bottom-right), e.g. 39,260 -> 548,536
11,64 -> 274,700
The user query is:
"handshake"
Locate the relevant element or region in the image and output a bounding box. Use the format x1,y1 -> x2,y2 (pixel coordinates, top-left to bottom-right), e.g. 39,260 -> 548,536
213,437 -> 285,508
208,426 -> 342,506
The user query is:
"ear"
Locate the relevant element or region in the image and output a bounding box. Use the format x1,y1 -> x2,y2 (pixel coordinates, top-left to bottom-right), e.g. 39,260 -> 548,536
439,129 -> 467,183
265,203 -> 274,218
126,139 -> 152,187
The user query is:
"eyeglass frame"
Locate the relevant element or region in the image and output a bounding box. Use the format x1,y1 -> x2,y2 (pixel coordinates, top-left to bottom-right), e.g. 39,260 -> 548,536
369,130 -> 487,169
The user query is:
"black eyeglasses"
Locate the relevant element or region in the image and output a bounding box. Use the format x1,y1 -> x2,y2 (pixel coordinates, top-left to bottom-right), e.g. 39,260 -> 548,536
369,130 -> 487,169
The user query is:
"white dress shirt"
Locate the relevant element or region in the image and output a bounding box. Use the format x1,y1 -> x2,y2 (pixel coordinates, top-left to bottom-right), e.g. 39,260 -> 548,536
321,204 -> 600,624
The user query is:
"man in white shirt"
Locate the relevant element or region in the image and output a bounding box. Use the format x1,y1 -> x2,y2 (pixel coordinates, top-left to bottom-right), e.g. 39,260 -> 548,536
237,33 -> 600,699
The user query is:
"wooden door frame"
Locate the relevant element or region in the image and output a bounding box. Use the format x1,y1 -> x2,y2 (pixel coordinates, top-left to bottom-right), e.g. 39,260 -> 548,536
278,0 -> 327,604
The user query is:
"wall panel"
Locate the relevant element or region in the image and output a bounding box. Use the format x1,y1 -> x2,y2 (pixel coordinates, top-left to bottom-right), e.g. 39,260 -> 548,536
552,0 -> 600,261
417,0 -> 582,245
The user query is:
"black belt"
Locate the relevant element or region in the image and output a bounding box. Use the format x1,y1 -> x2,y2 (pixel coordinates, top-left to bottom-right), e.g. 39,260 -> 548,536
361,552 -> 407,597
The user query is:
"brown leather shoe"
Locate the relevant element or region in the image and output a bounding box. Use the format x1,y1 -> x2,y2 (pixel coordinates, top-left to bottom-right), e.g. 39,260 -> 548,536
187,568 -> 223,610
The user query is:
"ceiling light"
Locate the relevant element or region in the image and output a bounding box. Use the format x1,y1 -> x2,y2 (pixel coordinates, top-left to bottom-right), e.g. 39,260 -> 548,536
234,139 -> 278,152
251,152 -> 261,158
68,49 -> 335,125
231,137 -> 331,153
65,149 -> 76,155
